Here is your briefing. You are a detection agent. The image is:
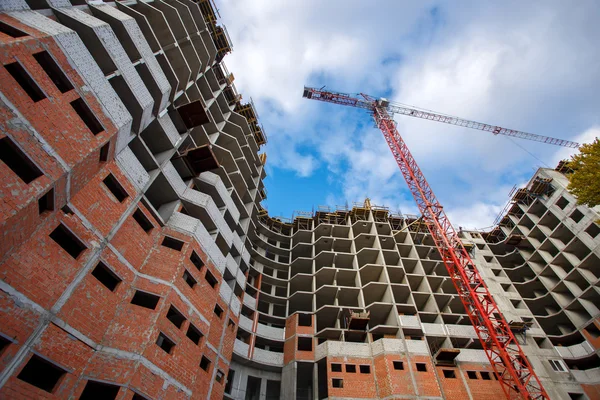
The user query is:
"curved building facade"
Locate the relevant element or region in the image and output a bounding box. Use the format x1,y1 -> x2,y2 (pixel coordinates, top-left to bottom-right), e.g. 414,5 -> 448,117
0,1 -> 599,400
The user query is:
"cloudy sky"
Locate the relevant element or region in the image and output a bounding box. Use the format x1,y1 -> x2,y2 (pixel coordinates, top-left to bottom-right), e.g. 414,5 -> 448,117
219,0 -> 600,229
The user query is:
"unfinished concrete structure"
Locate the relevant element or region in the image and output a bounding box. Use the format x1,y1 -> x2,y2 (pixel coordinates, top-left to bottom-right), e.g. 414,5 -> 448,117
0,1 -> 598,400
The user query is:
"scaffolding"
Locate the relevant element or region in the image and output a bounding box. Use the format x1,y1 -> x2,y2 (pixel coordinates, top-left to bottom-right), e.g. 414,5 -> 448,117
235,98 -> 267,146
314,205 -> 349,225
196,0 -> 232,62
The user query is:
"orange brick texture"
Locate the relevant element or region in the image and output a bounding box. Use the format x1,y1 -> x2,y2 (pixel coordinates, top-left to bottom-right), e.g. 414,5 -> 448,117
0,18 -> 235,399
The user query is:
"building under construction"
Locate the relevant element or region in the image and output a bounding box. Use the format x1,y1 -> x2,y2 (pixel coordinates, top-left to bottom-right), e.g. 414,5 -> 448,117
0,1 -> 598,399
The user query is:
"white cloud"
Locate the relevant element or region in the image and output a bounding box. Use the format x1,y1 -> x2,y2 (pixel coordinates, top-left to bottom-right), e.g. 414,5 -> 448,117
218,0 -> 600,227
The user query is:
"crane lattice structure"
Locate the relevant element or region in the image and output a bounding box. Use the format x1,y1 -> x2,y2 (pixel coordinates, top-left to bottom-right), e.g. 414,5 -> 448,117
302,86 -> 557,400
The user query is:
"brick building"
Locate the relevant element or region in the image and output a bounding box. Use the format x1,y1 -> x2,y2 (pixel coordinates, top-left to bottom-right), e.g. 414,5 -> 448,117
0,1 -> 599,400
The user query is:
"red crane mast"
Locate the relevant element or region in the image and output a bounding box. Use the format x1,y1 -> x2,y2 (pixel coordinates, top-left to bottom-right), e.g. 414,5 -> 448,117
302,87 -> 551,400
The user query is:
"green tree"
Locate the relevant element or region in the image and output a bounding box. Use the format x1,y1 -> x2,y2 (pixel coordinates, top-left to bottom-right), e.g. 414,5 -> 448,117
567,138 -> 600,208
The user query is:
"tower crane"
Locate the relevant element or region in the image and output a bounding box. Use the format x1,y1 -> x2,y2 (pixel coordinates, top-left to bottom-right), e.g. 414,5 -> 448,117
302,86 -> 564,400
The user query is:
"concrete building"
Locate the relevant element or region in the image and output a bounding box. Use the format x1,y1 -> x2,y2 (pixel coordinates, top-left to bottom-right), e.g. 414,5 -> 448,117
0,1 -> 598,400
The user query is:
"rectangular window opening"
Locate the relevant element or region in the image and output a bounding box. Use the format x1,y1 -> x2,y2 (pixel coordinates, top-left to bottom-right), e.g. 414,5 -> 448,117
91,262 -> 121,292
200,356 -> 212,372
467,370 -> 478,379
586,223 -> 600,239
0,21 -> 28,38
331,363 -> 342,372
166,306 -> 186,329
162,236 -> 184,251
79,380 -> 120,400
216,370 -> 225,384
38,188 -> 54,214
132,208 -> 153,233
190,251 -> 204,271
156,332 -> 175,354
99,141 -> 110,162
570,209 -> 584,223
297,337 -> 312,352
298,313 -> 312,327
345,364 -> 356,373
132,393 -> 150,400
130,290 -> 160,310
480,371 -> 491,380
182,270 -> 197,288
0,136 -> 43,183
393,361 -> 404,370
17,355 -> 66,393
33,51 -> 73,93
205,269 -> 218,288
103,174 -> 128,203
549,359 -> 567,372
214,304 -> 223,319
359,365 -> 371,374
442,369 -> 456,378
0,336 -> 10,355
186,323 -> 203,345
556,196 -> 569,209
332,378 -> 343,388
416,363 -> 427,372
49,223 -> 86,259
5,61 -> 46,102
70,98 -> 103,135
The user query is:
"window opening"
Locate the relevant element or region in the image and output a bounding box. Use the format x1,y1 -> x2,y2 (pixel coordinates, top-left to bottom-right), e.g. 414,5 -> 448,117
5,61 -> 45,102
130,290 -> 159,310
33,51 -> 73,93
49,224 -> 86,259
132,208 -> 153,232
186,324 -> 203,345
70,98 -> 103,135
162,236 -> 184,251
156,332 -> 175,354
0,136 -> 42,183
166,306 -> 186,328
103,174 -> 128,202
91,262 -> 121,291
17,355 -> 66,393
79,380 -> 120,400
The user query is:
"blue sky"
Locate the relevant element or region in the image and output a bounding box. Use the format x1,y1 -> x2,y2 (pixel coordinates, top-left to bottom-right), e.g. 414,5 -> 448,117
219,0 -> 600,229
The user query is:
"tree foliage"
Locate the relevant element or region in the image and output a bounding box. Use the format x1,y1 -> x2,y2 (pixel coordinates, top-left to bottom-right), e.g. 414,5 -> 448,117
567,137 -> 600,208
